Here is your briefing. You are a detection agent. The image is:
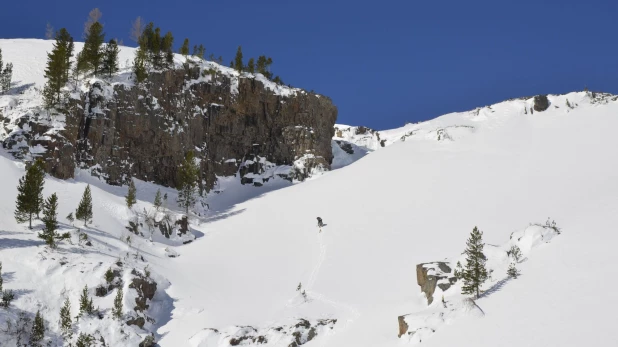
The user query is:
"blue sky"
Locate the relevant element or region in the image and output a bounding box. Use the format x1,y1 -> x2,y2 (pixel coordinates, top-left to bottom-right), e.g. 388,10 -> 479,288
1,0 -> 617,129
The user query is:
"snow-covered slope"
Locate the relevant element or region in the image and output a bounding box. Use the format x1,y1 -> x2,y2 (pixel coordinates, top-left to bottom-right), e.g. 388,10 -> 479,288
1,38 -> 618,346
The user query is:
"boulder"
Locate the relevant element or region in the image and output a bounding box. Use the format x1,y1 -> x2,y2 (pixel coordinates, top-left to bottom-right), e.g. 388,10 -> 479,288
398,315 -> 409,337
416,262 -> 455,305
126,316 -> 145,329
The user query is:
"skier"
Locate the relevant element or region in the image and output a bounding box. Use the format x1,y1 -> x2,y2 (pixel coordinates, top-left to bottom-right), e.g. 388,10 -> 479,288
317,217 -> 324,228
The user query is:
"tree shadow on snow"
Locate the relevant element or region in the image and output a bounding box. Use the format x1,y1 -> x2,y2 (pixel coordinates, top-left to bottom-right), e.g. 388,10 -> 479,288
480,277 -> 511,298
0,238 -> 45,250
203,208 -> 246,223
1,271 -> 16,283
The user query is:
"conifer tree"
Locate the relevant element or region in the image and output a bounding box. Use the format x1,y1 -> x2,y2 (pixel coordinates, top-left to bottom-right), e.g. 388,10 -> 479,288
38,193 -> 60,248
30,310 -> 45,347
67,212 -> 75,225
162,32 -> 174,68
507,262 -> 520,279
112,287 -> 123,319
154,189 -> 162,211
197,44 -> 205,60
59,297 -> 72,340
234,46 -> 243,72
75,185 -> 93,227
15,160 -> 45,229
0,48 -> 13,94
508,245 -> 523,263
0,262 -> 3,292
76,333 -> 95,347
247,58 -> 255,73
125,179 -> 137,209
461,226 -> 488,299
79,285 -> 94,316
79,21 -> 105,75
102,39 -> 119,77
177,151 -> 199,215
83,8 -> 102,39
180,38 -> 190,56
133,46 -> 148,83
43,28 -> 74,107
151,28 -> 163,70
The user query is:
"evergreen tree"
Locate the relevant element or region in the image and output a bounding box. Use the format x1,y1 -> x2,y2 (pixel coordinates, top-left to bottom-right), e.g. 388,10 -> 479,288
59,297 -> 72,340
66,212 -> 75,225
76,333 -> 95,347
453,261 -> 464,280
43,28 -> 74,107
234,46 -> 243,72
151,28 -> 163,69
30,310 -> 45,347
125,179 -> 137,209
133,46 -> 148,83
461,226 -> 488,298
0,262 -> 3,292
79,21 -> 105,75
272,76 -> 283,85
101,39 -> 119,77
508,245 -> 523,263
112,287 -> 123,319
196,44 -> 205,60
507,262 -> 520,279
15,160 -> 45,229
177,151 -> 199,215
247,58 -> 255,73
154,189 -> 162,211
162,32 -> 174,68
179,38 -> 190,56
0,48 -> 13,94
75,185 -> 93,227
38,193 -> 60,248
78,285 -> 94,316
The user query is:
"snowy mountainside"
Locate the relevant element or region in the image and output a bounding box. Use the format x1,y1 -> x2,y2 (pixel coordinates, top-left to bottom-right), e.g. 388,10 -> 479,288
1,49 -> 618,347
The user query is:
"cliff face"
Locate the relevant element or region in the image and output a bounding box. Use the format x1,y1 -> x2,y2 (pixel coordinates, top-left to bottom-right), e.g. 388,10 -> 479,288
4,68 -> 337,191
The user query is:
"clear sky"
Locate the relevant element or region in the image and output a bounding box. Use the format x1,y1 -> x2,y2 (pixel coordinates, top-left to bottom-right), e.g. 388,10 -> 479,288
1,0 -> 617,129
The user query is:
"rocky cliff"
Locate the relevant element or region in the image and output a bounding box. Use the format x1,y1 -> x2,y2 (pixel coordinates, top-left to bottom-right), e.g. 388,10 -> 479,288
2,67 -> 337,192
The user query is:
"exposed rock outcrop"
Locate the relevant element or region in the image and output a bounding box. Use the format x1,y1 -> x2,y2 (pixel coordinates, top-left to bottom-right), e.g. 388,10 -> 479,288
4,68 -> 337,192
416,262 -> 457,305
533,94 -> 549,112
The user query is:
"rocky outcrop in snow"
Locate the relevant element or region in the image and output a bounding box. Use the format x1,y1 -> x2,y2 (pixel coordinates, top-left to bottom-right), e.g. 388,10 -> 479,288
2,66 -> 337,191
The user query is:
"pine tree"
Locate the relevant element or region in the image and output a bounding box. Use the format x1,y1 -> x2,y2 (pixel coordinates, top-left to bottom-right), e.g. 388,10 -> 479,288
43,28 -> 74,107
154,189 -> 162,211
79,285 -> 94,316
75,185 -> 93,227
0,262 -> 3,292
0,47 -> 13,94
453,261 -> 464,280
151,27 -> 163,70
112,287 -> 123,319
30,310 -> 45,347
508,245 -> 523,263
461,226 -> 488,299
197,44 -> 205,60
101,39 -> 119,77
162,32 -> 174,68
272,76 -> 283,85
507,262 -> 520,279
234,46 -> 243,72
180,38 -> 189,56
79,21 -> 105,75
76,333 -> 95,347
133,46 -> 148,83
177,151 -> 199,215
38,193 -> 60,248
15,160 -> 45,229
247,58 -> 255,73
59,297 -> 72,340
125,179 -> 137,209
67,212 -> 75,225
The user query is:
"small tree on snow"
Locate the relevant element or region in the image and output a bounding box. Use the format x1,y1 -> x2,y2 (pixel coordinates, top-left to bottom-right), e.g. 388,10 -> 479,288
0,262 -> 3,292
59,297 -> 72,340
177,151 -> 199,215
29,310 -> 45,347
78,285 -> 94,316
508,245 -> 523,263
125,179 -> 137,209
507,263 -> 520,279
461,226 -> 488,299
38,193 -> 62,248
67,212 -> 75,225
14,160 -> 45,229
75,185 -> 93,227
154,189 -> 162,211
112,287 -> 123,319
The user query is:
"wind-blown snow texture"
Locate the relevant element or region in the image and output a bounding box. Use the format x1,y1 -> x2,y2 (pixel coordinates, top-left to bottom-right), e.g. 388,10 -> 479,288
1,39 -> 618,347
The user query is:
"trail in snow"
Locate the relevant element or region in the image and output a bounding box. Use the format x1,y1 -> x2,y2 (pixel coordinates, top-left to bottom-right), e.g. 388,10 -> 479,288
304,231 -> 361,346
